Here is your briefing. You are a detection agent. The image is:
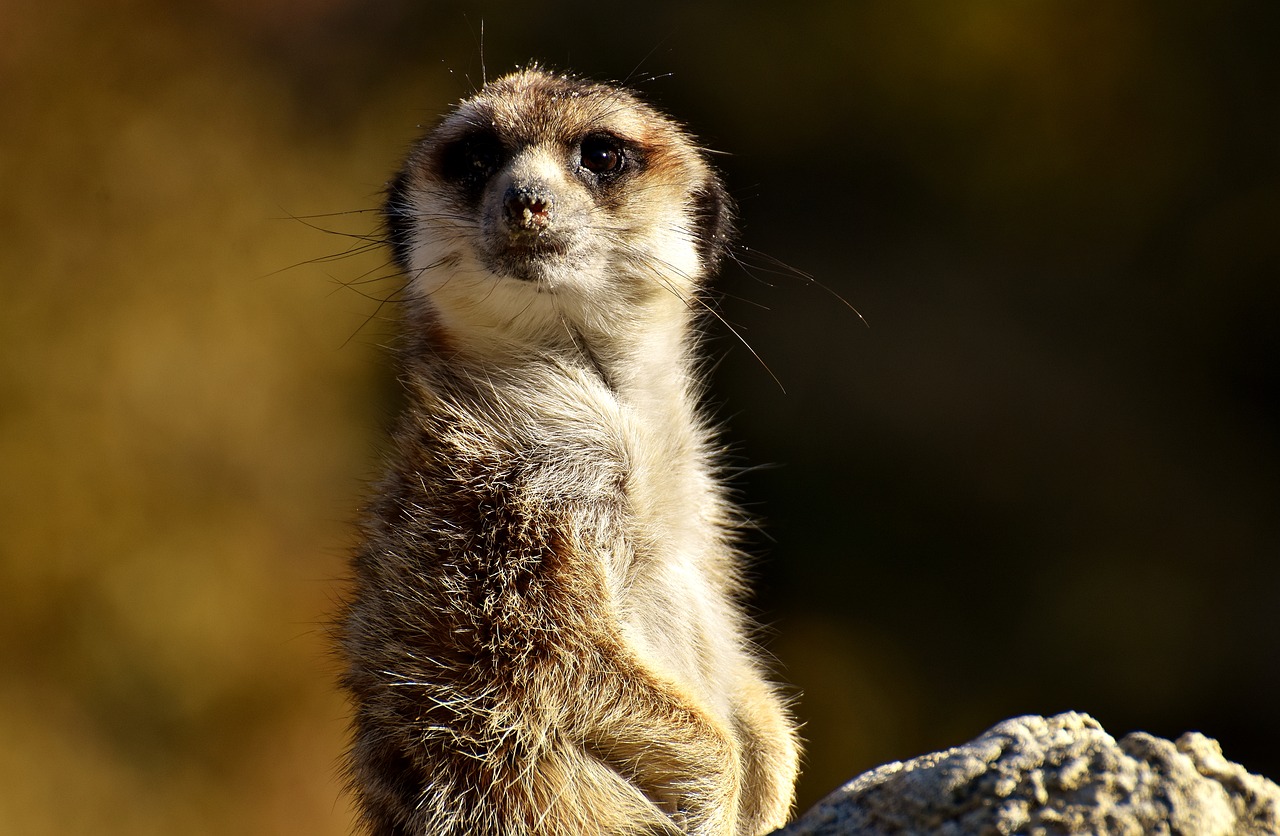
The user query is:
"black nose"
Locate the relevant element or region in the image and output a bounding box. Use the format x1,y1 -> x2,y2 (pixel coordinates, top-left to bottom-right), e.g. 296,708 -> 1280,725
503,185 -> 555,231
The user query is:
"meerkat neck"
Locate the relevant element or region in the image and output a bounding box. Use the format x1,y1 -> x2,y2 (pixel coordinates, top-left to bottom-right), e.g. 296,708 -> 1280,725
579,304 -> 700,411
416,290 -> 703,421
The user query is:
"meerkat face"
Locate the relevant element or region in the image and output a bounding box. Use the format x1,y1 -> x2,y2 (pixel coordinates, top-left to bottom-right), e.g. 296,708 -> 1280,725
385,69 -> 733,342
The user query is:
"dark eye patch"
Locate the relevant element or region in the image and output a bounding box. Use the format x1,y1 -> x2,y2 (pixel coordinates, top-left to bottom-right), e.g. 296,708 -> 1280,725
439,130 -> 506,199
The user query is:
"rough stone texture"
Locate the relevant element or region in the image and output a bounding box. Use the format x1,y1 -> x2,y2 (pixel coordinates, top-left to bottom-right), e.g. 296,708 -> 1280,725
774,712 -> 1280,836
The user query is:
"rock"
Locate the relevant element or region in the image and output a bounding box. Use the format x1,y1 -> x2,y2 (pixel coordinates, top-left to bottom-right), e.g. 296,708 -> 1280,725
774,711 -> 1280,836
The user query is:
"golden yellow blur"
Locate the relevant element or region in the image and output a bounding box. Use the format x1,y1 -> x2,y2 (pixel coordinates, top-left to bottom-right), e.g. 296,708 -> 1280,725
0,4 -> 410,832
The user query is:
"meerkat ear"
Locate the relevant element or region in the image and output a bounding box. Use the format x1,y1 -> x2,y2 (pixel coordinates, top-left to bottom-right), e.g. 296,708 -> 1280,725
690,173 -> 736,278
384,169 -> 416,272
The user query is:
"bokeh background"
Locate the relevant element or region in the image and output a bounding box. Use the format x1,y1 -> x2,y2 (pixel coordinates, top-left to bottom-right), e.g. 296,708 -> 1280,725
3,1 -> 1277,832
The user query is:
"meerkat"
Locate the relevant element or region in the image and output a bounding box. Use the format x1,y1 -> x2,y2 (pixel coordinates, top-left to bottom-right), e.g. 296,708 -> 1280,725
339,67 -> 800,836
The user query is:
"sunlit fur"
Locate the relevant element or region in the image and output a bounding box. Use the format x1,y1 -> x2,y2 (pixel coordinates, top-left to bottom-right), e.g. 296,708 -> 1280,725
340,68 -> 800,836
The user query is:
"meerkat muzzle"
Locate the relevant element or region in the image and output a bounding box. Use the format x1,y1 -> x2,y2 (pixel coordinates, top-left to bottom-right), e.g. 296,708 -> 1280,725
503,184 -> 556,233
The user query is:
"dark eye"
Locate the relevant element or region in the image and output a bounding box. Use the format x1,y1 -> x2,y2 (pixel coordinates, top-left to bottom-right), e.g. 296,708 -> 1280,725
441,131 -> 505,185
579,135 -> 625,175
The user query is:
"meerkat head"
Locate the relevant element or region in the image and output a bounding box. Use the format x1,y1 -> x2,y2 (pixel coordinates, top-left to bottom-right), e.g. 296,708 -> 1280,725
384,68 -> 733,351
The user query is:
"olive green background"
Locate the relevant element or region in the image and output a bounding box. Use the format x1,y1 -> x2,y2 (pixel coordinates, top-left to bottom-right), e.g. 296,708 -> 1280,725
3,1 -> 1277,832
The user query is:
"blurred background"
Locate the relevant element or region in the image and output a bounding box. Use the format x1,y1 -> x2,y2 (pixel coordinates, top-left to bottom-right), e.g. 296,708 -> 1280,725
3,0 -> 1277,832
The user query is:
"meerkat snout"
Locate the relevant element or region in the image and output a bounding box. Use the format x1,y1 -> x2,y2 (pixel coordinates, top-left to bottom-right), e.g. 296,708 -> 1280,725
503,184 -> 555,233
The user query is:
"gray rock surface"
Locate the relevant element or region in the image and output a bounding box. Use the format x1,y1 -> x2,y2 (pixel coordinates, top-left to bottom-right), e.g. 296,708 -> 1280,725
775,712 -> 1280,835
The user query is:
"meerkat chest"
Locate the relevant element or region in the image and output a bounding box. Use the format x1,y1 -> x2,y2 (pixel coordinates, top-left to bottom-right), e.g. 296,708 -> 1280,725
610,412 -> 742,721
438,360 -> 742,719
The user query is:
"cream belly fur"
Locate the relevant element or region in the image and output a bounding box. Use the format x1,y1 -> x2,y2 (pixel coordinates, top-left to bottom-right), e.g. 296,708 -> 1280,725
339,67 -> 800,836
